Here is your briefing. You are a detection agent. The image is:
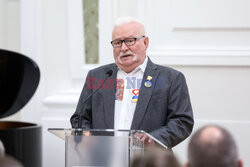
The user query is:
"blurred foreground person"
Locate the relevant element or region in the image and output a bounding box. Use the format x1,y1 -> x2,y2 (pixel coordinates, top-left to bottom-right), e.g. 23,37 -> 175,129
0,140 -> 23,167
0,140 -> 5,158
186,125 -> 243,167
132,147 -> 181,167
0,155 -> 23,167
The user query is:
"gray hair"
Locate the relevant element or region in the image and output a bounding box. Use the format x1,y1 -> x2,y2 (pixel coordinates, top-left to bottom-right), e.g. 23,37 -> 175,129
114,16 -> 142,26
132,147 -> 181,167
113,16 -> 146,35
188,125 -> 239,167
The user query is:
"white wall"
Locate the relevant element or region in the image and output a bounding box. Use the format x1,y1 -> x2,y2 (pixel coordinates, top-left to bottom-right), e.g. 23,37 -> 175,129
0,0 -> 20,52
1,0 -> 250,166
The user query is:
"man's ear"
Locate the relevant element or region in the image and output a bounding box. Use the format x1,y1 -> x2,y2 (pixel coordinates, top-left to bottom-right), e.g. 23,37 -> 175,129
238,159 -> 243,167
184,162 -> 190,167
144,36 -> 149,49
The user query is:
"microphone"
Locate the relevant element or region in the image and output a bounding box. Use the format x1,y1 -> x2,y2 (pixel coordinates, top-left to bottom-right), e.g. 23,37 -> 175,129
106,69 -> 113,77
74,70 -> 113,143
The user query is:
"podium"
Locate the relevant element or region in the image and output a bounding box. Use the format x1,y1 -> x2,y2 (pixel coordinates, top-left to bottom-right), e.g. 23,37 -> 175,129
48,129 -> 167,167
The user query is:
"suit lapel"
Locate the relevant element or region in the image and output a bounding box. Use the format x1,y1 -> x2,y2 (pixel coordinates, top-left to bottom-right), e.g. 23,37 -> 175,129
131,59 -> 159,130
103,64 -> 118,129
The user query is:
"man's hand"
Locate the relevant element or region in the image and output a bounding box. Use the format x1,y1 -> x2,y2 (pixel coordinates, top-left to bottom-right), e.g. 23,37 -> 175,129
134,132 -> 155,147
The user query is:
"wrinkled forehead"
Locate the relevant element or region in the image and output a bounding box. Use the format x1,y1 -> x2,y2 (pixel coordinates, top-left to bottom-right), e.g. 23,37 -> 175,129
112,21 -> 145,40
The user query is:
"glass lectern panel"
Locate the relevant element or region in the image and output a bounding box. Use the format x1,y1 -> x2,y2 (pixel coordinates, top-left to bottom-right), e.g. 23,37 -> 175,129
48,129 -> 166,167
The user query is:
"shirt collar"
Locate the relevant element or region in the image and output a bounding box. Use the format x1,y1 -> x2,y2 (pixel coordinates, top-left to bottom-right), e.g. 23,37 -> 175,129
138,56 -> 148,73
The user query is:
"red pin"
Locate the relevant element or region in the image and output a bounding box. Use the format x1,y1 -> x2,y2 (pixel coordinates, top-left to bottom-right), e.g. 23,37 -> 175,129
132,89 -> 140,96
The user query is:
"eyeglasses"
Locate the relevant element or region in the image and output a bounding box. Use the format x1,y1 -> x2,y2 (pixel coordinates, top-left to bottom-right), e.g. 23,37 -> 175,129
111,36 -> 145,48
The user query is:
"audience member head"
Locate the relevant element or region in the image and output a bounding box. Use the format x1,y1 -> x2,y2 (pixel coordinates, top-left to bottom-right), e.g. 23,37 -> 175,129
111,16 -> 149,73
0,155 -> 23,167
0,140 -> 23,167
186,125 -> 243,167
132,147 -> 181,167
0,139 -> 5,158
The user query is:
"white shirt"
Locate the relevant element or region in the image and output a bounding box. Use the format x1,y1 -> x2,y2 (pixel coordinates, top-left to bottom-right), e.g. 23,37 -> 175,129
114,56 -> 148,130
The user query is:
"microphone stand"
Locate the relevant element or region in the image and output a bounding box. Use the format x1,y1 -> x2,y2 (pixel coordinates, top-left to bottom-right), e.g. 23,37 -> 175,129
74,70 -> 113,144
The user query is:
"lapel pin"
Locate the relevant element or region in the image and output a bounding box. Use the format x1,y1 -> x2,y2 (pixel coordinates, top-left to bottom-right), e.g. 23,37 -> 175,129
147,76 -> 152,80
144,76 -> 152,88
132,89 -> 140,103
132,96 -> 138,103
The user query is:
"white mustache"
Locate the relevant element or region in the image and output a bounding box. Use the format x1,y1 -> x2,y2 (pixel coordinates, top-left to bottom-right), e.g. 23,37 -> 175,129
118,51 -> 137,64
119,51 -> 135,57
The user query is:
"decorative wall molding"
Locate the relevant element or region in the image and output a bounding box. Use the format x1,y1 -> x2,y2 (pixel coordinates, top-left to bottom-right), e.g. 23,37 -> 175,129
173,27 -> 250,31
148,47 -> 250,66
42,0 -> 114,115
137,0 -> 250,66
43,93 -> 79,108
67,0 -> 113,80
20,0 -> 43,122
172,0 -> 250,29
67,0 -> 85,79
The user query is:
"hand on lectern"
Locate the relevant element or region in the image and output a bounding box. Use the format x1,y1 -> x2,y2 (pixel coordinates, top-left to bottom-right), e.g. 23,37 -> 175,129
74,130 -> 92,145
134,132 -> 155,147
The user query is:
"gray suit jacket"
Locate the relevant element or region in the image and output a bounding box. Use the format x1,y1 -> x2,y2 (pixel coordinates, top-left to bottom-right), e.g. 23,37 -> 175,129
71,58 -> 194,147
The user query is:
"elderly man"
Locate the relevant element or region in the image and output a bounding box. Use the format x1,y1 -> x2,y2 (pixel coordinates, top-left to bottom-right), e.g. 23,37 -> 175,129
186,125 -> 243,167
70,17 -> 194,147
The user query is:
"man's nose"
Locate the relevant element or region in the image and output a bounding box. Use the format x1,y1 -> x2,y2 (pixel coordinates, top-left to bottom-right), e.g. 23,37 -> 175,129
120,41 -> 129,52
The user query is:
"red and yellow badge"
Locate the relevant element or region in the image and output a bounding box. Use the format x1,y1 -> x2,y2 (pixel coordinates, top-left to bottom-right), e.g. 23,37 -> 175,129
132,89 -> 140,103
